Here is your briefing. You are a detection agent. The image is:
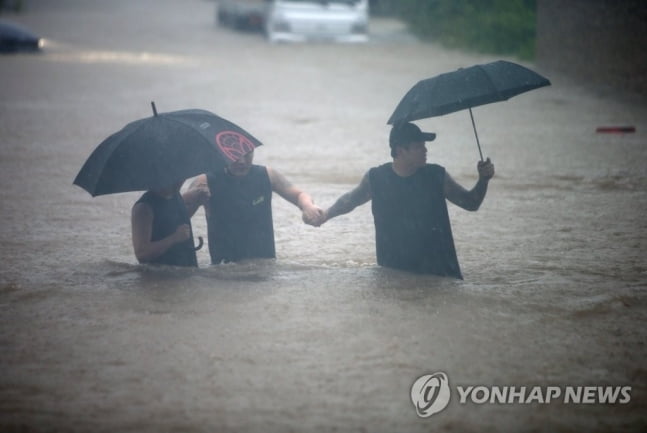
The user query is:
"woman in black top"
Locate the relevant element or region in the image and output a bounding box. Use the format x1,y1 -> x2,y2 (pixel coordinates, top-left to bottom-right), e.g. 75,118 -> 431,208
131,181 -> 205,267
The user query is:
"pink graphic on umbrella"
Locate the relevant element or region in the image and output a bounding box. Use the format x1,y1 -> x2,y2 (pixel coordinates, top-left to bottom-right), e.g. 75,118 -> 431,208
216,131 -> 256,162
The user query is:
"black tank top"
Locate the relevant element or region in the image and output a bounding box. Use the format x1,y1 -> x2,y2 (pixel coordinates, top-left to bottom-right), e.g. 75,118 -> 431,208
206,165 -> 275,263
135,191 -> 198,267
369,163 -> 462,279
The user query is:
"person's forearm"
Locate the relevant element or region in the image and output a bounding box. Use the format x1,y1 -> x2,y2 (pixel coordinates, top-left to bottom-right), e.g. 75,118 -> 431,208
465,178 -> 489,211
325,192 -> 358,220
182,188 -> 205,217
135,235 -> 178,263
323,174 -> 371,222
296,192 -> 315,210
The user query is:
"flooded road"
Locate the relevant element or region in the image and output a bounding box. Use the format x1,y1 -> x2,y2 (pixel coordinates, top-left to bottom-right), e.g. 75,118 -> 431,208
1,1 -> 646,432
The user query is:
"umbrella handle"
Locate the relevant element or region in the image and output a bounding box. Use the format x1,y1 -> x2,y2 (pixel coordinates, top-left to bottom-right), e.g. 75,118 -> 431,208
469,108 -> 484,162
194,236 -> 204,251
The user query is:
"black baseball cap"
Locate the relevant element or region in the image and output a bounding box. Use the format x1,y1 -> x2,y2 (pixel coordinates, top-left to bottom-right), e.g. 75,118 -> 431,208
389,122 -> 436,148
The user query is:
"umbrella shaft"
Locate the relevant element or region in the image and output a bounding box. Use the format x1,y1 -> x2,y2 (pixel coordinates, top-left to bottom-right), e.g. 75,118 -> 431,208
469,108 -> 484,162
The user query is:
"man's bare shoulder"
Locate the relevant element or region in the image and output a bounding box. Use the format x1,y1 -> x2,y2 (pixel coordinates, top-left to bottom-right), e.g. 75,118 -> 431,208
131,200 -> 153,217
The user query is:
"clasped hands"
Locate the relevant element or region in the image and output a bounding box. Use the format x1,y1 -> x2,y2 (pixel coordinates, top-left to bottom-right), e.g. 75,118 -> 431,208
302,204 -> 326,227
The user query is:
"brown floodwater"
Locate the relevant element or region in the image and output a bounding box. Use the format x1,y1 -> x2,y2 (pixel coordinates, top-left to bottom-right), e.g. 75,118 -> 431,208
1,1 -> 646,432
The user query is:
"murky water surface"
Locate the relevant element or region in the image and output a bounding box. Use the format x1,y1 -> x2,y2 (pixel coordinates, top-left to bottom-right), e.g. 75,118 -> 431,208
1,1 -> 646,432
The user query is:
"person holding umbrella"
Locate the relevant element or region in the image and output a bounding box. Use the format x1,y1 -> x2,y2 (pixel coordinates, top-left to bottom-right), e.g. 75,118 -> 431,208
187,149 -> 323,264
316,122 -> 494,279
130,180 -> 207,267
74,104 -> 275,267
318,60 -> 545,278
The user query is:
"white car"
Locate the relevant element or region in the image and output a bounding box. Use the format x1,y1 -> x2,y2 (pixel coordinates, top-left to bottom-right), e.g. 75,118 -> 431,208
265,0 -> 369,43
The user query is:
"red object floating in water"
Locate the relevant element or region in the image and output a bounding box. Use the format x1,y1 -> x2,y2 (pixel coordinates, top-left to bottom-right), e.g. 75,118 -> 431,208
596,126 -> 636,133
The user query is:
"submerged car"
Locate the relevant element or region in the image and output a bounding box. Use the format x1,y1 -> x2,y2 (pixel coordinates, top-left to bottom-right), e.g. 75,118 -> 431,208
216,0 -> 267,31
265,0 -> 369,43
0,19 -> 42,53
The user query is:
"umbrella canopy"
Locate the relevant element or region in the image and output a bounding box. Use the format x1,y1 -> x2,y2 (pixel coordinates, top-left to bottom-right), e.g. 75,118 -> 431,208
74,104 -> 263,196
387,60 -> 550,160
0,19 -> 42,53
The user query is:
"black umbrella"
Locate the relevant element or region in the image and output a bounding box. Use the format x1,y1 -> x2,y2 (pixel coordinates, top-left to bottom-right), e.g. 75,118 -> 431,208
387,60 -> 551,160
74,102 -> 263,196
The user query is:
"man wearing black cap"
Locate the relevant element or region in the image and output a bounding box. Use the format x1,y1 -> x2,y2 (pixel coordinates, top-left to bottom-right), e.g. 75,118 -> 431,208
318,122 -> 494,279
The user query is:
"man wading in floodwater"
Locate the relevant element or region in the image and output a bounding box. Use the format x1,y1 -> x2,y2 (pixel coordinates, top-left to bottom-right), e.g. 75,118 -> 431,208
315,122 -> 495,279
187,148 -> 323,264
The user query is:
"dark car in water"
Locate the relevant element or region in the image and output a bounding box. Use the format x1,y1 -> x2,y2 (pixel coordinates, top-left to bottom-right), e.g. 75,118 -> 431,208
0,19 -> 42,53
216,0 -> 268,31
